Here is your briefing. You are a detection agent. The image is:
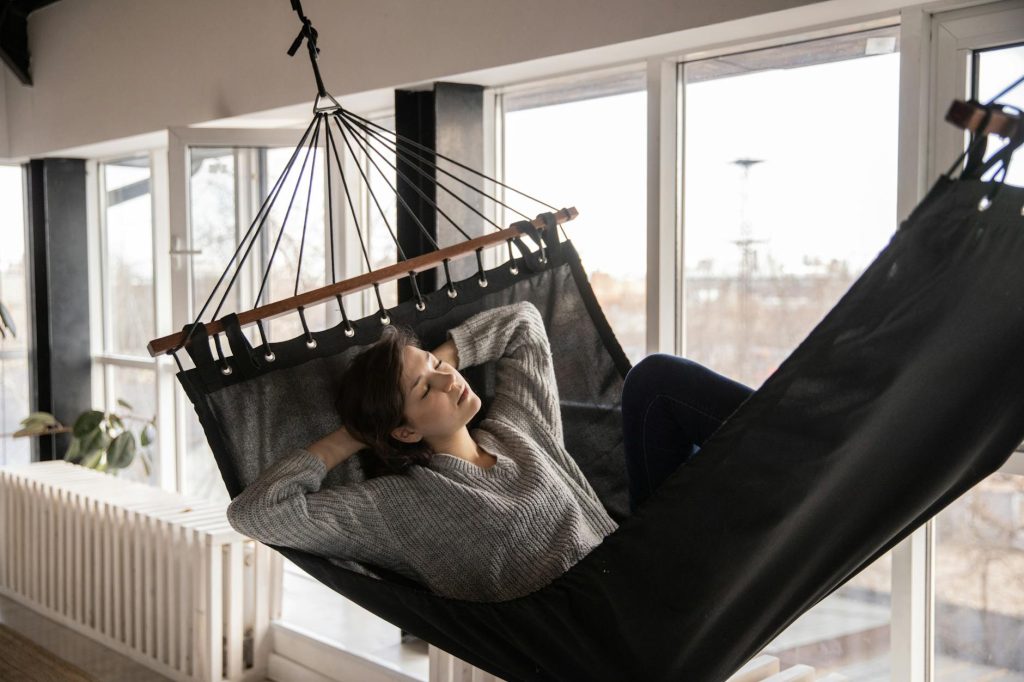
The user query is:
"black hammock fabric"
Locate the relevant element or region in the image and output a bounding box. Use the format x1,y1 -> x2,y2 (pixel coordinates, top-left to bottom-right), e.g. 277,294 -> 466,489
178,175 -> 1024,682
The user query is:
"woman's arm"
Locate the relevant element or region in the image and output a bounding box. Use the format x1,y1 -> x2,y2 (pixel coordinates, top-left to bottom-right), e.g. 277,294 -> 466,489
444,301 -> 563,440
306,426 -> 365,471
431,337 -> 460,370
225,433 -> 390,562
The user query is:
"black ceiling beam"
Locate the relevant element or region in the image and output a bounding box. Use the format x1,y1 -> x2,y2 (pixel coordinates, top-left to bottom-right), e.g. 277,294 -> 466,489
0,1 -> 62,86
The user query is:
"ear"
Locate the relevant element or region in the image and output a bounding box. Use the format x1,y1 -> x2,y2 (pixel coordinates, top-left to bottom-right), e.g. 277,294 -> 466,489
391,424 -> 423,444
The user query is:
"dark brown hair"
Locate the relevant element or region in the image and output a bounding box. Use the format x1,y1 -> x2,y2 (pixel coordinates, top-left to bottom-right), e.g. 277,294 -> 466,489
335,325 -> 433,477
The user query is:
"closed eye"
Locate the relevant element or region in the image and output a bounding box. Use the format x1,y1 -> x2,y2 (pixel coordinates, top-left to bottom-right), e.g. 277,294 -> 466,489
422,357 -> 443,398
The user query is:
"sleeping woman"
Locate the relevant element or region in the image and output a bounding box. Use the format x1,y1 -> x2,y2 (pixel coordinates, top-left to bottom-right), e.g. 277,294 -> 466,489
226,300 -> 753,602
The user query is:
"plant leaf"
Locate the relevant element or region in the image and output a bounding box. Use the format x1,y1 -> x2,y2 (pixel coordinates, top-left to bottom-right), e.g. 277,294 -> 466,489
80,449 -> 104,469
116,398 -> 134,411
21,412 -> 57,428
140,424 -> 155,447
64,437 -> 81,462
109,414 -> 125,432
78,428 -> 111,458
73,411 -> 105,438
106,432 -> 136,469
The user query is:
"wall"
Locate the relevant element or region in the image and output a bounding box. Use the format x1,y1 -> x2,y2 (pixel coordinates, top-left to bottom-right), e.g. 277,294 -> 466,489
0,66 -> 8,159
0,0 -> 827,160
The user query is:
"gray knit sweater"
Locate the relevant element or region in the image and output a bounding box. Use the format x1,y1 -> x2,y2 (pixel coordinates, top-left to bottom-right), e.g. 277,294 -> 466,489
226,301 -> 618,602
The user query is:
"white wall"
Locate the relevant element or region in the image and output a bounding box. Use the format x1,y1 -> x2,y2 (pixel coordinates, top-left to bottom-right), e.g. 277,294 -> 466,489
1,0 -> 826,160
0,64 -> 8,159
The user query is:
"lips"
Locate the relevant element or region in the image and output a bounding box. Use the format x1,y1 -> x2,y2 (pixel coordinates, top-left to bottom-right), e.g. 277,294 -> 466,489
457,385 -> 469,405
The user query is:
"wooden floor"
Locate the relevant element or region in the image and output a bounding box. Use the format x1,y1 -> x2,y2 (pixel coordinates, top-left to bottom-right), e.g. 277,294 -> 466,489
0,592 -> 173,682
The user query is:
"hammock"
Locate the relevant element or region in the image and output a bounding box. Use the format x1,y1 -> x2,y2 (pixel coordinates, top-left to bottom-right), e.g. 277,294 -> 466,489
148,6 -> 1024,680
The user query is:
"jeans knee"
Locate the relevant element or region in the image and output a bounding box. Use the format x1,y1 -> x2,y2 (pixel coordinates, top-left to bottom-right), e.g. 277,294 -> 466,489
623,354 -> 691,412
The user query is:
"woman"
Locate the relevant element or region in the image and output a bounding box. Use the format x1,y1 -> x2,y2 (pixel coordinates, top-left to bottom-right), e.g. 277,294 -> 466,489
227,301 -> 618,602
227,300 -> 753,602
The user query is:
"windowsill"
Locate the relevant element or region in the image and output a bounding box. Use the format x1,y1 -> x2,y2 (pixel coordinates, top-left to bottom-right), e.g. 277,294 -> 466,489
276,559 -> 429,681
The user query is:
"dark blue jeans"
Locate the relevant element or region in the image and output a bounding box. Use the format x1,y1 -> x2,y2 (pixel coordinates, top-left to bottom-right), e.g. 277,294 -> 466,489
621,354 -> 754,513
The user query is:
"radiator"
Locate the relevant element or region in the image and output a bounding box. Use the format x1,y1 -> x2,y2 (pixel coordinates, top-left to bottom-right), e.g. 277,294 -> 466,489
0,460 -> 277,682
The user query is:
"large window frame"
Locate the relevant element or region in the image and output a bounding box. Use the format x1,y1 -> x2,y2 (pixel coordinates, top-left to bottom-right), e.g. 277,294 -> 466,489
77,0 -> 1023,677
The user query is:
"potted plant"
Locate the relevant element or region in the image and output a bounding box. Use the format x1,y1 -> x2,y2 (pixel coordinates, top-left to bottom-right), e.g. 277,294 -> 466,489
15,400 -> 156,475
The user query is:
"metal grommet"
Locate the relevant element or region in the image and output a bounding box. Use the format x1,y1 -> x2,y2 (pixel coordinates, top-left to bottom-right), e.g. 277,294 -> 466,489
220,363 -> 233,376
978,195 -> 993,212
510,265 -> 519,276
306,338 -> 318,349
379,313 -> 391,325
539,255 -> 548,264
344,325 -> 355,338
415,300 -> 427,312
447,287 -> 458,299
478,276 -> 489,288
264,351 -> 276,362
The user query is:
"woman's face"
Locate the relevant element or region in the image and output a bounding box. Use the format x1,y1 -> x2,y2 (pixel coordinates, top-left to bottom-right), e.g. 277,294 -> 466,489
392,345 -> 481,444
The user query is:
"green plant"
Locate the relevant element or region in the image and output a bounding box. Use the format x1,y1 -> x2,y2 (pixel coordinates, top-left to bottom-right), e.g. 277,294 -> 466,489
18,399 -> 155,475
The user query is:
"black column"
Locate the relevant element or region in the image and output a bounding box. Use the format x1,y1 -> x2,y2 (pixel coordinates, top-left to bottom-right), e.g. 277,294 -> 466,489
25,159 -> 91,461
394,82 -> 485,301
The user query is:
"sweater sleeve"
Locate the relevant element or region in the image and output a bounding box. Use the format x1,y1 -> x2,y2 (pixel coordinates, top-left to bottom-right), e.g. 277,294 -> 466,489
447,301 -> 564,449
226,448 -> 395,566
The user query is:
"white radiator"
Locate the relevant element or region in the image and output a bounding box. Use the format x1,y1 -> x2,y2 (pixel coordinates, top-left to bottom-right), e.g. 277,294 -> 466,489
0,460 -> 277,682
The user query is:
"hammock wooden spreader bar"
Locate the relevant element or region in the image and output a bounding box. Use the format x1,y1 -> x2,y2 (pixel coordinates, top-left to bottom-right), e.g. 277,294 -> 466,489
146,207 -> 578,357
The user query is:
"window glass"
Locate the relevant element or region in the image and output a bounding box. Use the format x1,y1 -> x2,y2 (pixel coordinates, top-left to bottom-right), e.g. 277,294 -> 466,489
103,158 -> 154,356
502,72 -> 647,363
106,366 -> 157,485
934,42 -> 1024,681
363,115 -> 399,311
683,26 -> 900,678
189,148 -> 240,319
262,147 -> 327,340
974,44 -> 1024,188
935,472 -> 1024,679
0,164 -> 30,465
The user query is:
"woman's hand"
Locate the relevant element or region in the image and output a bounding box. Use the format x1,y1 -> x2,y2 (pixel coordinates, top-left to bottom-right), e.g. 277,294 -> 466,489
307,426 -> 365,471
432,338 -> 460,370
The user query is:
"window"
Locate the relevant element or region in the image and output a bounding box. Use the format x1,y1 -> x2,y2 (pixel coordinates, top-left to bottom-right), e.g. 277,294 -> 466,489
681,26 -> 901,678
95,156 -> 159,485
499,70 -> 648,363
973,44 -> 1023,187
933,41 -> 1024,682
0,165 -> 30,466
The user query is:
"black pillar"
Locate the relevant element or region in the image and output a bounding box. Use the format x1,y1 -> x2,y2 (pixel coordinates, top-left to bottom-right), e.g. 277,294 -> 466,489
394,82 -> 485,301
25,159 -> 91,461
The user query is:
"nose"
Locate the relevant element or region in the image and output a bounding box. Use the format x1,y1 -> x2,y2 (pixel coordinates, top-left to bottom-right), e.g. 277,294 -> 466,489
434,366 -> 458,392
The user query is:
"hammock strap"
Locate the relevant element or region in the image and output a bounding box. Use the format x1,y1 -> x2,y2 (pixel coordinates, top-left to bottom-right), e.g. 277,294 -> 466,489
295,117 -> 322,296
323,116 -> 378,278
408,272 -> 427,311
335,294 -> 355,336
180,116 -> 319,353
252,114 -> 323,313
256,320 -> 275,362
342,113 -> 512,233
335,114 -> 473,242
343,107 -> 559,212
341,109 -> 533,225
297,306 -> 317,347
442,259 -> 458,298
287,0 -> 327,99
327,115 -> 420,257
212,333 -> 232,376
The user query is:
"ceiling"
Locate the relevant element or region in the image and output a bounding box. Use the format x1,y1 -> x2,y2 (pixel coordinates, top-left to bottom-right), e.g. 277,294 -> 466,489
1,0 -> 64,85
